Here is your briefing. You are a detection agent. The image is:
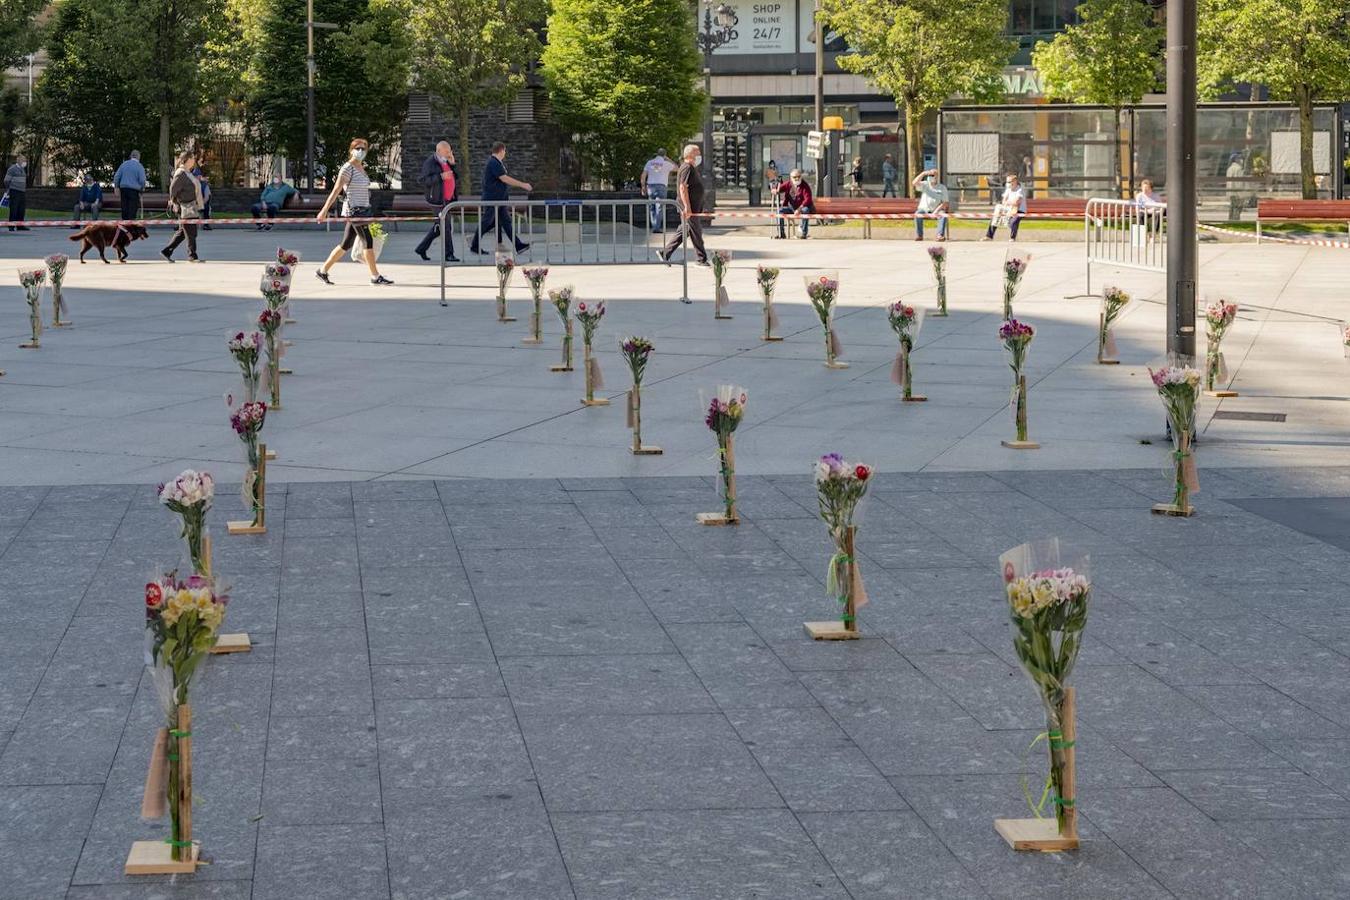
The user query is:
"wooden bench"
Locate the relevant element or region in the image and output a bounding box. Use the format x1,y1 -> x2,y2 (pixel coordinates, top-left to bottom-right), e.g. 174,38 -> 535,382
1024,198 -> 1088,217
812,198 -> 918,238
1256,199 -> 1350,240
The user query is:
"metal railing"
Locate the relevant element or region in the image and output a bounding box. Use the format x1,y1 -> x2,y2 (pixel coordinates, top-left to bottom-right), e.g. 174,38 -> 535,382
1084,198 -> 1167,296
438,198 -> 689,305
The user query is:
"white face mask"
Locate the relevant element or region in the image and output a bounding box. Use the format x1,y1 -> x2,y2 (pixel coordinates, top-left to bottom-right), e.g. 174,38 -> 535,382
351,148 -> 367,161
693,155 -> 703,167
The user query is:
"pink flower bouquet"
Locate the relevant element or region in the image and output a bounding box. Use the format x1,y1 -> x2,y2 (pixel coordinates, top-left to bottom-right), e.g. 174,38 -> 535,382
158,470 -> 215,577
1000,319 -> 1036,444
814,454 -> 872,635
756,265 -> 780,340
711,249 -> 733,319
228,330 -> 263,403
1002,252 -> 1030,319
549,286 -> 575,371
1203,299 -> 1238,391
495,255 -> 516,321
18,267 -> 45,348
804,272 -> 844,366
887,301 -> 923,400
703,386 -> 747,523
228,398 -> 268,518
575,300 -> 607,404
928,245 -> 948,316
1149,363 -> 1202,514
521,266 -> 549,343
45,253 -> 70,326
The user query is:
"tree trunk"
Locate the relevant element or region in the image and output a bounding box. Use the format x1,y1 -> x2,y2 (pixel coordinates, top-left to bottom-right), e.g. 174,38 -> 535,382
1113,106 -> 1123,199
458,100 -> 472,194
158,113 -> 171,188
904,101 -> 923,195
1296,87 -> 1315,199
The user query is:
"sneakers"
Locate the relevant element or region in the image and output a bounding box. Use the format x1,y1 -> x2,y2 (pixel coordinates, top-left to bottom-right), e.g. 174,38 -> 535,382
371,275 -> 394,285
315,270 -> 332,284
160,249 -> 174,263
657,250 -> 671,267
414,249 -> 430,261
187,256 -> 203,263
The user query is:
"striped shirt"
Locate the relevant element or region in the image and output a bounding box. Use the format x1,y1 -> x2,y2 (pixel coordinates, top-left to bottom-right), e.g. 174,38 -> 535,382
339,162 -> 371,215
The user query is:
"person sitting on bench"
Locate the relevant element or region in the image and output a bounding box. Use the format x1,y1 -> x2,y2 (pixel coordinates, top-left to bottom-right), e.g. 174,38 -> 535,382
73,173 -> 103,224
775,169 -> 814,239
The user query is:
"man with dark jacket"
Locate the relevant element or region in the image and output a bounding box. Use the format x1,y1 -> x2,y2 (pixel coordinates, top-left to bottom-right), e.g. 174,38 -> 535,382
414,140 -> 459,261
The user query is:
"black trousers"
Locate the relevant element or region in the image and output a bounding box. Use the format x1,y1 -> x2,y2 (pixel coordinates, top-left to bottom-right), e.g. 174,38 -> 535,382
470,207 -> 526,252
662,214 -> 706,262
6,190 -> 26,226
416,208 -> 458,258
164,222 -> 198,258
119,189 -> 140,222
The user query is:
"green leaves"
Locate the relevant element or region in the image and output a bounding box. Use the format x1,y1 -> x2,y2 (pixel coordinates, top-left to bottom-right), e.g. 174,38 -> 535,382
1032,0 -> 1161,109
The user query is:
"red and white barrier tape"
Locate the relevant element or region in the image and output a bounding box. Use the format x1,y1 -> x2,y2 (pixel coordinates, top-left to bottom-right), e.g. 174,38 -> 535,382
1197,221 -> 1350,249
694,210 -> 1083,221
0,214 -> 437,229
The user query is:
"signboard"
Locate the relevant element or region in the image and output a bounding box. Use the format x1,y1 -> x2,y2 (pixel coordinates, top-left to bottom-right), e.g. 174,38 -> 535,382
1270,131 -> 1332,175
719,1 -> 796,54
805,130 -> 828,159
798,3 -> 848,53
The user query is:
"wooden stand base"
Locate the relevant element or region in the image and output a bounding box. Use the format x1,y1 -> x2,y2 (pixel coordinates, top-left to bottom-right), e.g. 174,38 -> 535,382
19,341 -> 38,349
210,632 -> 252,654
803,621 -> 861,641
283,318 -> 296,325
227,519 -> 265,535
125,840 -> 200,875
631,445 -> 664,455
1097,358 -> 1120,365
498,316 -> 518,323
902,395 -> 928,403
1001,440 -> 1040,450
1151,503 -> 1195,517
824,361 -> 850,369
994,818 -> 1079,852
278,367 -> 294,376
1205,389 -> 1238,398
549,365 -> 574,372
53,321 -> 73,328
763,335 -> 784,342
715,314 -> 733,320
581,398 -> 611,407
932,311 -> 949,318
696,512 -> 738,526
264,449 -> 277,461
521,337 -> 542,345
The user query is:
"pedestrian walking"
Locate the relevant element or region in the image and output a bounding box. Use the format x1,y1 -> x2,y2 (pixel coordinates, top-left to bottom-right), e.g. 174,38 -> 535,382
160,150 -> 204,262
912,168 -> 950,241
640,149 -> 677,232
73,173 -> 103,224
113,150 -> 147,222
252,174 -> 298,230
414,140 -> 460,261
3,157 -> 28,231
1226,153 -> 1246,221
195,169 -> 213,230
314,138 -> 393,285
468,142 -> 532,255
881,154 -> 898,198
774,169 -> 815,239
658,144 -> 709,276
984,173 -> 1027,241
847,157 -> 864,197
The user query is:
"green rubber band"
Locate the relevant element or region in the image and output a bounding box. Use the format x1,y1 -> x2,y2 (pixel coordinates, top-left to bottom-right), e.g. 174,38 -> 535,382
839,614 -> 855,623
164,839 -> 194,847
1054,796 -> 1075,808
167,754 -> 179,761
169,730 -> 191,738
1049,739 -> 1075,750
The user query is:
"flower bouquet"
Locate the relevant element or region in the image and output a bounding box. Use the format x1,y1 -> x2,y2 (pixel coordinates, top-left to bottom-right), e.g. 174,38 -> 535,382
756,265 -> 781,341
1098,286 -> 1129,364
994,539 -> 1089,852
260,276 -> 289,313
1002,252 -> 1030,319
928,245 -> 948,317
228,330 -> 263,403
18,267 -> 44,348
887,301 -> 925,402
1203,298 -> 1238,396
277,247 -> 301,267
45,254 -> 71,327
226,397 -> 268,534
621,336 -> 660,454
697,386 -> 746,525
495,255 -> 517,322
549,286 -> 575,372
159,470 -> 215,577
1343,323 -> 1350,359
576,300 -> 608,406
711,249 -> 733,319
804,454 -> 872,640
1000,319 -> 1037,449
805,272 -> 846,368
130,572 -> 228,873
1149,362 -> 1201,516
257,309 -> 283,409
521,266 -> 548,343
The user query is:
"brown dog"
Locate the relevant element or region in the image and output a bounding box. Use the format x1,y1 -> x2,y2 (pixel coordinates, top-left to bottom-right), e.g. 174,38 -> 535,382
68,222 -> 150,264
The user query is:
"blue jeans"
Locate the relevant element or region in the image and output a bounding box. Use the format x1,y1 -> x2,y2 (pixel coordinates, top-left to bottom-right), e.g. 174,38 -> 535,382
647,184 -> 668,230
778,203 -> 812,238
915,213 -> 948,239
882,179 -> 897,197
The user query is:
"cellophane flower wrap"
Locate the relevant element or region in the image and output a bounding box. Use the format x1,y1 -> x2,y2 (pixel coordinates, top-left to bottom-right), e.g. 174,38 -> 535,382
522,266 -> 548,340
495,255 -> 515,318
815,454 -> 872,629
257,308 -> 283,405
260,277 -> 290,312
887,301 -> 922,399
576,301 -> 606,398
756,265 -> 780,337
1099,286 -> 1130,361
550,286 -> 574,368
1342,323 -> 1350,359
1002,253 -> 1029,319
228,330 -> 263,403
1150,364 -> 1202,509
711,250 -> 732,315
621,336 -> 653,435
228,397 -> 268,514
928,245 -> 947,316
158,470 -> 215,576
45,253 -> 69,324
18,267 -> 44,345
705,386 -> 746,520
276,247 -> 301,267
1000,318 -> 1035,442
1000,540 -> 1090,835
805,272 -> 841,363
143,572 -> 228,859
1203,299 -> 1238,390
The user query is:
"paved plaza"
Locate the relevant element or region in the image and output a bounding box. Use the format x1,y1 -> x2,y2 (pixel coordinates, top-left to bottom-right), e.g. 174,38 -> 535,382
1,227 -> 1349,898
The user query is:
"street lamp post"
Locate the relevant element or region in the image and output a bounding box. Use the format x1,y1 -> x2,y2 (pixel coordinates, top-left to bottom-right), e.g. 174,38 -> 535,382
696,1 -> 736,214
1165,0 -> 1197,359
305,4 -> 339,195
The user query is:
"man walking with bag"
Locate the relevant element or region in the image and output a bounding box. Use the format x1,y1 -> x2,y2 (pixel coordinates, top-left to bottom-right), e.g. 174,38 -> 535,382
415,141 -> 460,262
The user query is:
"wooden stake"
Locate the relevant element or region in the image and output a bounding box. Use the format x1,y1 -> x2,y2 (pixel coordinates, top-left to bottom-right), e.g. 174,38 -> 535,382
176,705 -> 192,859
227,442 -> 267,534
805,525 -> 864,639
1060,688 -> 1079,843
994,687 -> 1081,852
697,437 -> 738,524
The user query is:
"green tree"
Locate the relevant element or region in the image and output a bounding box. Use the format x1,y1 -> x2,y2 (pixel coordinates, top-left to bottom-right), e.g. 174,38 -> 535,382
246,0 -> 410,187
0,0 -> 45,72
1032,0 -> 1161,198
819,0 -> 1012,189
406,0 -> 544,191
1200,0 -> 1350,198
541,0 -> 702,186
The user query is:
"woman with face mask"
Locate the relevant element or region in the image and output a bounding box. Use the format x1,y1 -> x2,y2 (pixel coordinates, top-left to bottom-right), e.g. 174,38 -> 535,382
315,138 -> 393,285
160,150 -> 204,262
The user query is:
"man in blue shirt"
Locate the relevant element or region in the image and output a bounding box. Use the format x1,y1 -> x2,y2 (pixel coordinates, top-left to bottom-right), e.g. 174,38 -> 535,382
73,173 -> 103,225
113,150 -> 147,221
468,142 -> 532,255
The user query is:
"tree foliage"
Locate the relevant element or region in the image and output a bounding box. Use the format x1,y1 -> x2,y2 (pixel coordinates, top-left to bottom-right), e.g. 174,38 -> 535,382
541,0 -> 702,186
1199,0 -> 1350,198
0,0 -> 46,72
406,0 -> 544,191
820,0 -> 1012,188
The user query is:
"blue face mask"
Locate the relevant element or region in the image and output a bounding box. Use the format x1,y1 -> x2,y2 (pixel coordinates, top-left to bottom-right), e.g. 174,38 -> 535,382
352,148 -> 367,162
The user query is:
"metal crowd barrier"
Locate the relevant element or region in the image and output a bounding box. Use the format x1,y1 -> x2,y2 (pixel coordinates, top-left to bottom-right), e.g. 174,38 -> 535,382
1084,198 -> 1167,296
437,198 -> 689,305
